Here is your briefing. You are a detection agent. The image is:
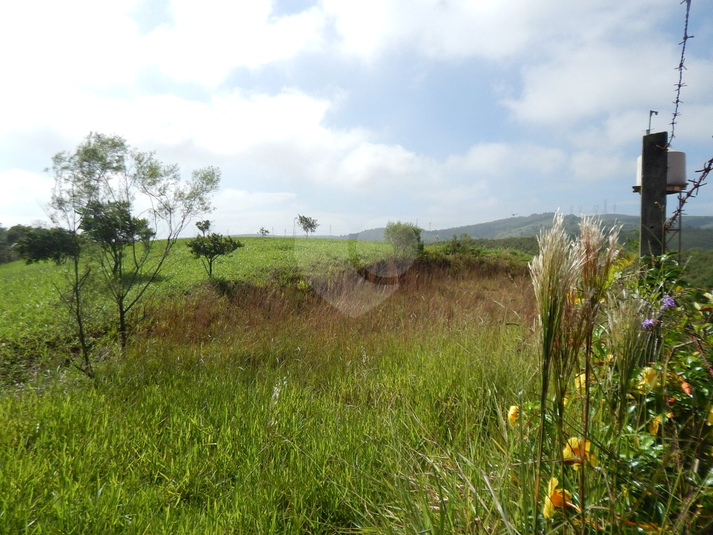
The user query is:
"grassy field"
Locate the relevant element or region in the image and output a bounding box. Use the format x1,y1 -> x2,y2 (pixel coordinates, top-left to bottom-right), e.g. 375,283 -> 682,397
0,237 -> 538,533
0,237 -> 396,379
4,230 -> 711,533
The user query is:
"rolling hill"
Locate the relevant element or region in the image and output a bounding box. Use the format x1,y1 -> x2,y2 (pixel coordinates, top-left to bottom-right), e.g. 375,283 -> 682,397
344,212 -> 713,250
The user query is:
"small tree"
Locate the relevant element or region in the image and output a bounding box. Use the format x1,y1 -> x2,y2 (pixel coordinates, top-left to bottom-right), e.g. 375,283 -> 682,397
187,221 -> 243,278
79,200 -> 156,275
259,227 -> 270,237
16,225 -> 91,375
297,215 -> 318,238
7,224 -> 34,245
384,221 -> 423,261
46,132 -> 220,359
196,220 -> 212,236
0,225 -> 9,264
15,227 -> 79,265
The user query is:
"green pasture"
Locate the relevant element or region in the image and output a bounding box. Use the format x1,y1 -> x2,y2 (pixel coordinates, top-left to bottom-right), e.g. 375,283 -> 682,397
0,318 -> 533,534
162,236 -> 393,286
0,237 -> 393,378
3,228 -> 708,533
0,236 -> 538,533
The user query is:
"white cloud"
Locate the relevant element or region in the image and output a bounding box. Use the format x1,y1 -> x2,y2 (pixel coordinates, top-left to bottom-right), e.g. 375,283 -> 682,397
322,0 -> 542,61
0,1 -> 143,93
503,42 -> 680,125
144,0 -> 325,85
446,143 -> 566,177
671,103 -> 713,151
331,142 -> 436,188
569,111 -> 652,152
0,0 -> 325,102
321,0 -> 671,62
1,0 -> 709,234
213,189 -> 295,211
0,170 -> 53,226
569,150 -> 632,184
0,86 -> 337,158
419,183 -> 498,227
207,189 -> 297,235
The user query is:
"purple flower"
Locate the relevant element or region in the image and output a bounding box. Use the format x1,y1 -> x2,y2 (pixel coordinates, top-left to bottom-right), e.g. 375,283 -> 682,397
661,295 -> 676,311
642,318 -> 658,329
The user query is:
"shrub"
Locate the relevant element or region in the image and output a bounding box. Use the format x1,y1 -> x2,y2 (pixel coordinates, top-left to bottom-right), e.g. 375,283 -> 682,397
384,221 -> 423,261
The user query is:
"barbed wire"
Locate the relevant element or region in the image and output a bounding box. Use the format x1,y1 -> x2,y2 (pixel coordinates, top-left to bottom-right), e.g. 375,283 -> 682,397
669,0 -> 693,144
666,158 -> 712,231
664,0 -> 712,232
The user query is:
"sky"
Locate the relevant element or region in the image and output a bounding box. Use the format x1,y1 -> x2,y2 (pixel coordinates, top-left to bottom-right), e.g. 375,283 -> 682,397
1,0 -> 712,238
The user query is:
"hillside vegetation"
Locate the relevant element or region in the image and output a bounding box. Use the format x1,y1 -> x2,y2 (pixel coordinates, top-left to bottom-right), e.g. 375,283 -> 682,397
350,212 -> 713,250
0,236 -> 537,533
1,229 -> 712,533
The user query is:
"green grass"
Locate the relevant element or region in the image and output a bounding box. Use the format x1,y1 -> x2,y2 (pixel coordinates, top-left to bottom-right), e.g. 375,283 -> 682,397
1,330 -> 532,533
0,243 -> 538,533
0,260 -> 71,382
0,235 -> 537,533
161,237 -> 394,287
0,236 -> 526,380
0,237 -> 396,382
11,227 -> 709,533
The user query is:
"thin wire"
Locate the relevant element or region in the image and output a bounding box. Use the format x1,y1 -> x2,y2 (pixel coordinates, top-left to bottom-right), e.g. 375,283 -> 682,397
664,0 -> 699,233
670,0 -> 693,144
666,158 -> 712,231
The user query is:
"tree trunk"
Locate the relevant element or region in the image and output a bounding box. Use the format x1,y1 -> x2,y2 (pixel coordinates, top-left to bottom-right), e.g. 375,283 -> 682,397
118,295 -> 128,350
70,252 -> 93,377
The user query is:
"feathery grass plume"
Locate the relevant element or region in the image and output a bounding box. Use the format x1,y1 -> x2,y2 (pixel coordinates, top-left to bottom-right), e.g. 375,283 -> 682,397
575,217 -> 620,310
530,213 -> 581,405
573,217 -> 620,527
572,216 -> 621,393
606,292 -> 649,428
529,212 -> 581,529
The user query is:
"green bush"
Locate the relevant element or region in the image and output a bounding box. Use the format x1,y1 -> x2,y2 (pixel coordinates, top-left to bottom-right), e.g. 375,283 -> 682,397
384,221 -> 423,260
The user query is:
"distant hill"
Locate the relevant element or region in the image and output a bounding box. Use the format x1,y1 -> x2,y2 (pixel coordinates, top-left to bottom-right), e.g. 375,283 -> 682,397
343,213 -> 713,251
421,213 -> 633,241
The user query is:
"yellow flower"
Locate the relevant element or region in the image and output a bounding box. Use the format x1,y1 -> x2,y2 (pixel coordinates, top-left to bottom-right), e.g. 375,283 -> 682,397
508,405 -> 519,426
566,289 -> 581,305
638,367 -> 658,392
543,477 -> 578,519
648,415 -> 661,435
574,373 -> 588,396
563,437 -> 596,470
707,406 -> 713,426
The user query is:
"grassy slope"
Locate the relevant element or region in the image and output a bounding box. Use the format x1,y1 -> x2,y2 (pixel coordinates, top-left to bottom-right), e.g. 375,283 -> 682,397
165,236 -> 393,285
0,237 -> 537,533
0,238 -> 393,379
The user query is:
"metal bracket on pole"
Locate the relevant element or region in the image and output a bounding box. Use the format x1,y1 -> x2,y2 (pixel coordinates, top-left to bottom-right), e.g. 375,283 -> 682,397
646,110 -> 658,135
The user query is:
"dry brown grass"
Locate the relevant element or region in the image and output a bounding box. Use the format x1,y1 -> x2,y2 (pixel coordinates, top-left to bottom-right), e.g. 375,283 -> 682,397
139,258 -> 536,362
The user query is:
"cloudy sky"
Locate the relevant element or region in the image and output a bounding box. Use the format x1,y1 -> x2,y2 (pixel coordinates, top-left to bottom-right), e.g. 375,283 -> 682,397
1,0 -> 712,237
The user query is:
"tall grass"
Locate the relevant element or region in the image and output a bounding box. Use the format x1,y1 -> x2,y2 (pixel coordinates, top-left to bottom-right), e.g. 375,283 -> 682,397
6,227 -> 711,533
518,215 -> 713,534
0,246 -> 540,533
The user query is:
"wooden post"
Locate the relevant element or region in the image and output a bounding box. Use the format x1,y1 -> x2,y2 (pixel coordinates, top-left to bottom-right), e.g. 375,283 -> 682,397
640,132 -> 668,258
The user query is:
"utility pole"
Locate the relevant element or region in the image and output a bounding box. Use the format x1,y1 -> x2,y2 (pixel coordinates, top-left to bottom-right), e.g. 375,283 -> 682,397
639,131 -> 668,258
